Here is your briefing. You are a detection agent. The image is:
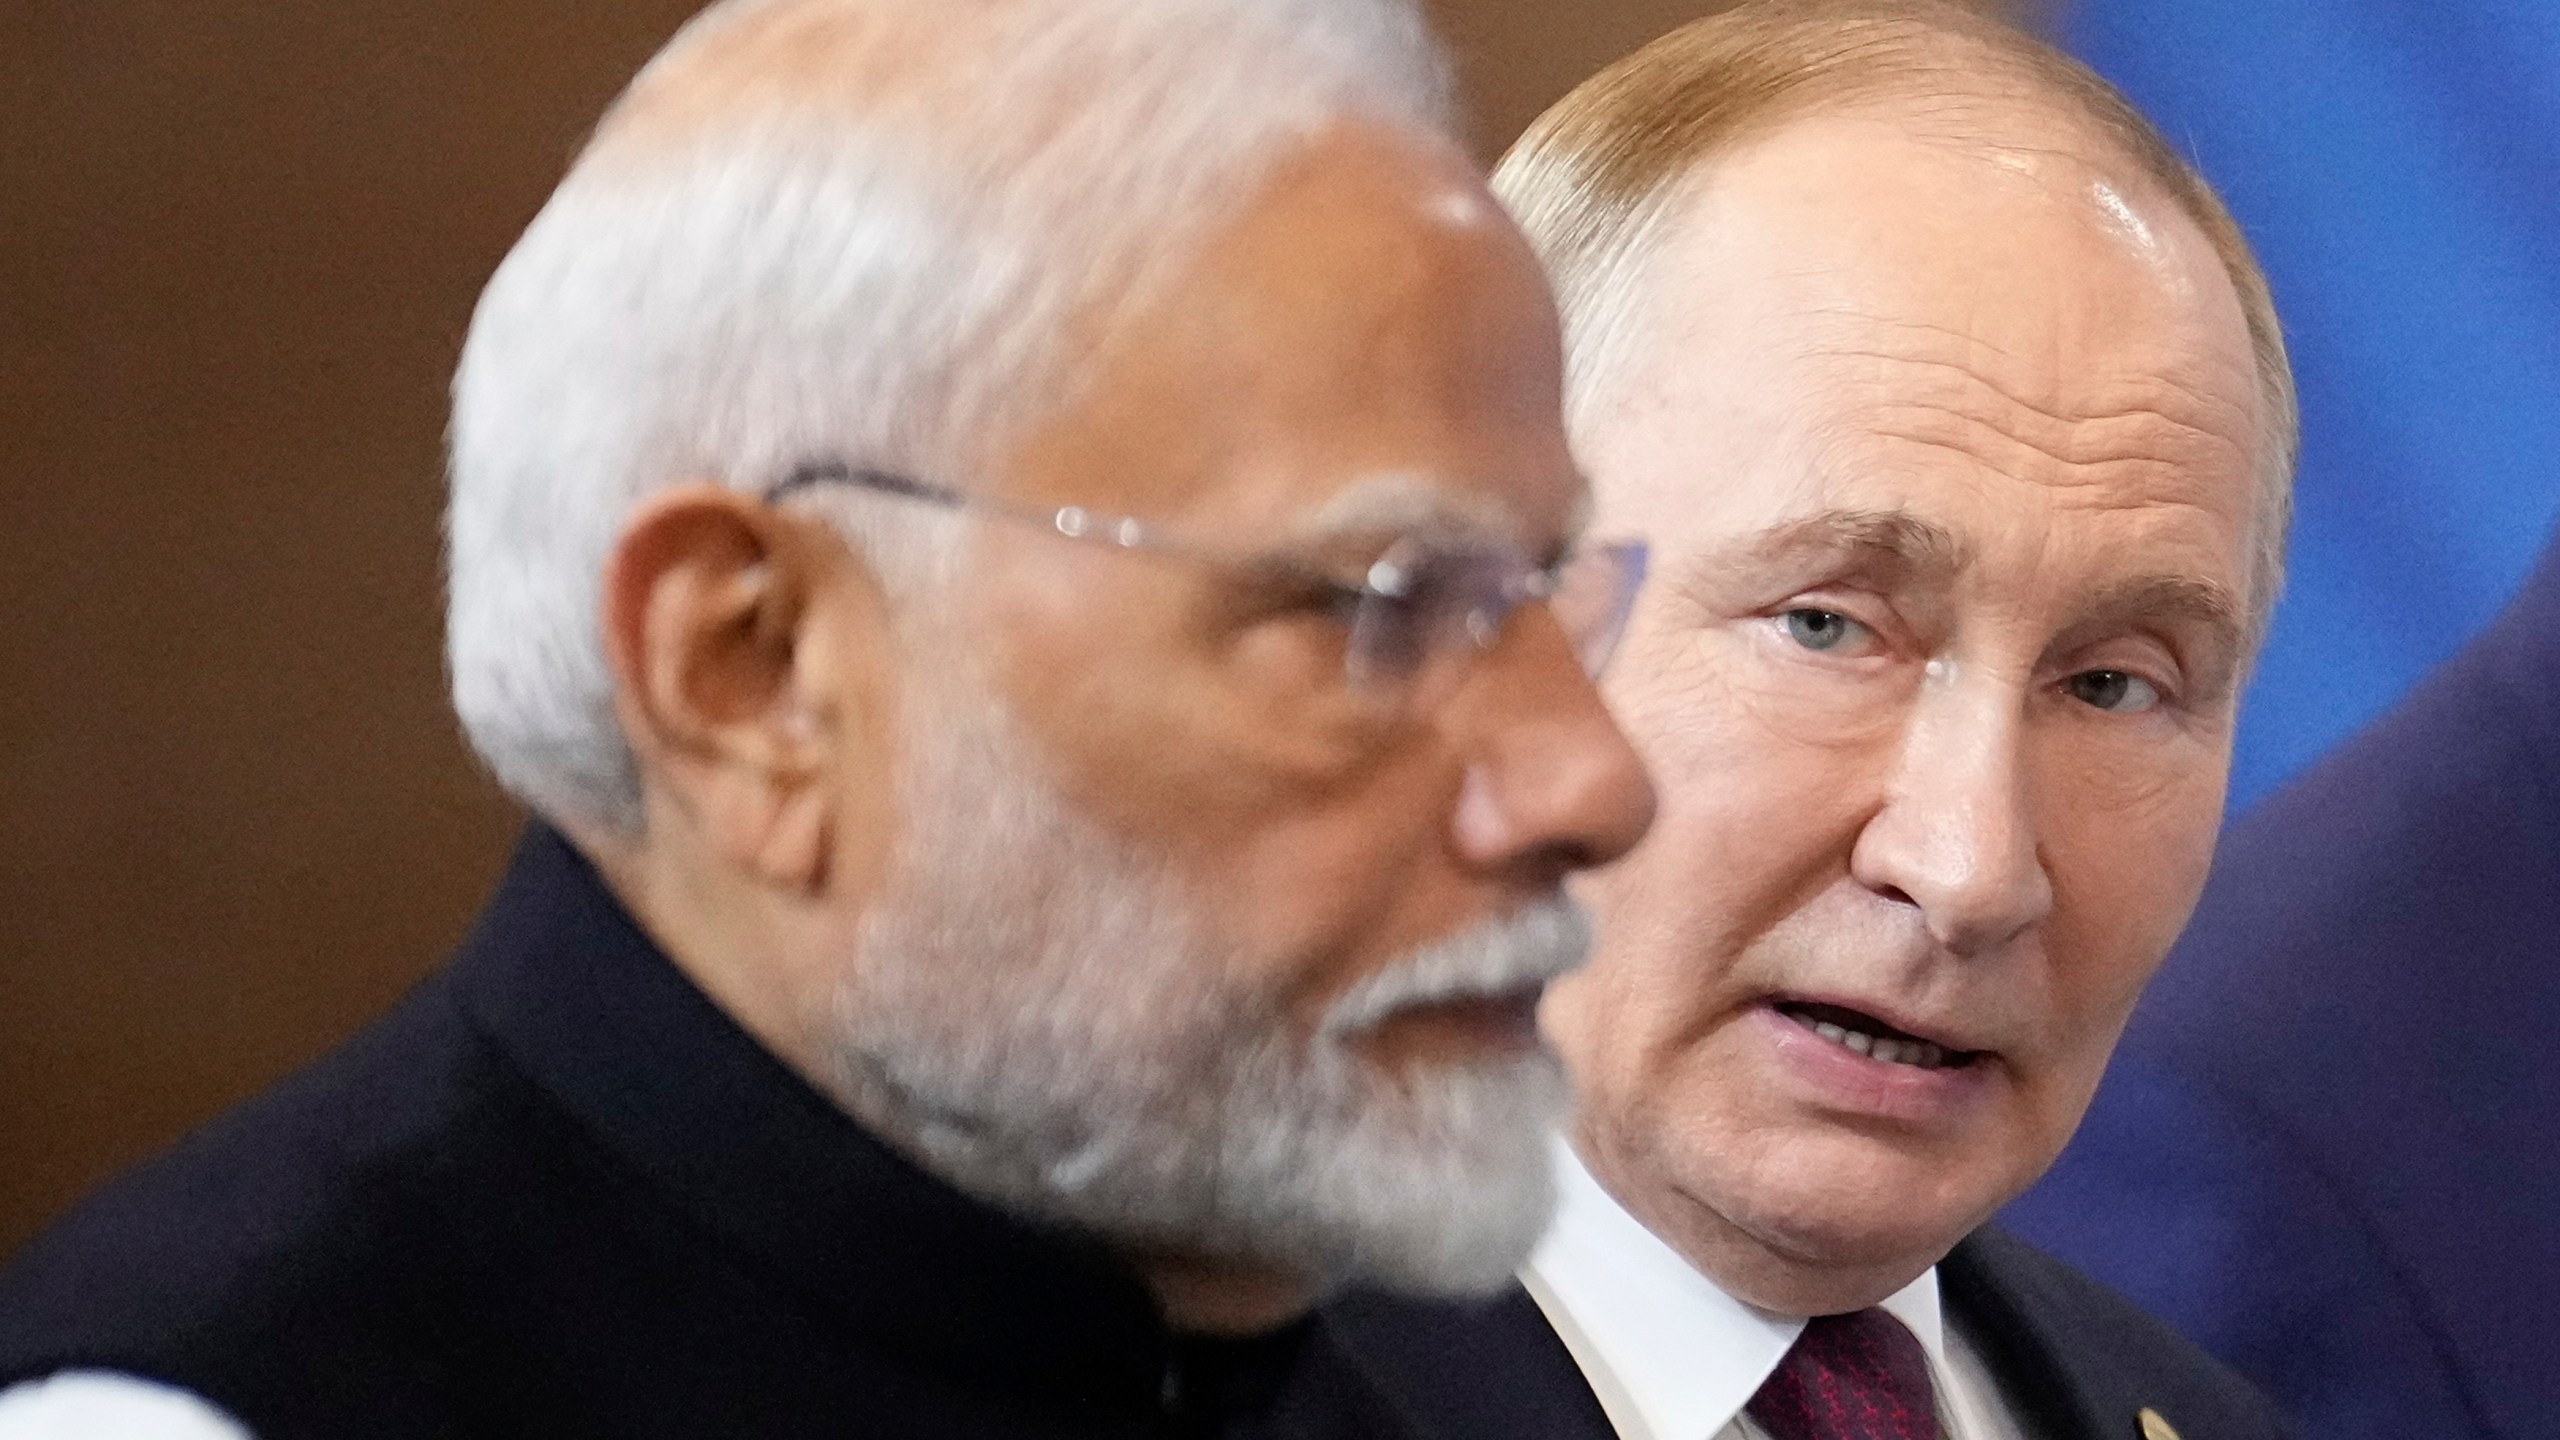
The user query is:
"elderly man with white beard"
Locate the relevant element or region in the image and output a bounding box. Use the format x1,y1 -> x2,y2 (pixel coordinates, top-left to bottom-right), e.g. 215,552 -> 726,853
0,0 -> 1656,1434
1328,4 -> 2300,1439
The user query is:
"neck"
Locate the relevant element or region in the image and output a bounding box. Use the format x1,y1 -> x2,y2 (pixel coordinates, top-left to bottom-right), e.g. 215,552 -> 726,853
574,814 -> 852,1094
1137,1253 -> 1320,1336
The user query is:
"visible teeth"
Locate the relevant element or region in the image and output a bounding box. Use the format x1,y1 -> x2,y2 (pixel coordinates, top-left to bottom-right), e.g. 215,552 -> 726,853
1800,1012 -> 1955,1069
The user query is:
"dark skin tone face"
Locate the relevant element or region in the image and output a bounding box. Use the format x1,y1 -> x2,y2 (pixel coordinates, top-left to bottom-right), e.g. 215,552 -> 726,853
590,122 -> 1654,1332
1544,104 -> 2267,1316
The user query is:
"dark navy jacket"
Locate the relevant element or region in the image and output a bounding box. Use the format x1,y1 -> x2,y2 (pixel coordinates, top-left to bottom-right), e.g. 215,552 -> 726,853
2006,526 -> 2560,1440
0,826 -> 1411,1440
1324,1228 -> 2291,1440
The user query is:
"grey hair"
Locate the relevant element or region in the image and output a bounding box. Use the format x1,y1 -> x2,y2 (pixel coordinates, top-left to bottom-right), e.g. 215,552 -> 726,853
447,0 -> 1456,832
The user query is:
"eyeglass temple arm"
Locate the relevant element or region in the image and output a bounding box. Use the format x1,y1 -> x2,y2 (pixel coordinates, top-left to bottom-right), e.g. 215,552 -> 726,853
766,461 -> 1264,574
766,462 -> 965,509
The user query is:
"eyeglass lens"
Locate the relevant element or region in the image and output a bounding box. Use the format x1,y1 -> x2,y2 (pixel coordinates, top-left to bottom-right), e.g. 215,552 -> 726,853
1344,540 -> 1645,696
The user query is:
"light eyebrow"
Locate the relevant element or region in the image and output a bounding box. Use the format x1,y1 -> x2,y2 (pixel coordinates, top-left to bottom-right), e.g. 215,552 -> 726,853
2064,572 -> 2250,699
1737,507 -> 1968,576
2076,573 -> 2246,632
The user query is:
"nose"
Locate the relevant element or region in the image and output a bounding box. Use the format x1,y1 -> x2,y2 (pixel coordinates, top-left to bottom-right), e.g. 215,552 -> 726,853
1448,606 -> 1656,881
1849,681 -> 2053,956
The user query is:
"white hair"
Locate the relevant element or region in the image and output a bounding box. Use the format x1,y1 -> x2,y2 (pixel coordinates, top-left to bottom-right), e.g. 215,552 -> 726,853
447,0 -> 1456,831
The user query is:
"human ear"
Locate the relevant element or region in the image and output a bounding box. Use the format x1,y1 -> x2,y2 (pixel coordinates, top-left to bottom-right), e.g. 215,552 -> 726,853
600,483 -> 891,892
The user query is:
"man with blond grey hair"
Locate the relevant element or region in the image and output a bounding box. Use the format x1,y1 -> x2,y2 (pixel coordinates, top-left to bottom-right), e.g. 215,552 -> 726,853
0,0 -> 1657,1432
1330,3 -> 2296,1438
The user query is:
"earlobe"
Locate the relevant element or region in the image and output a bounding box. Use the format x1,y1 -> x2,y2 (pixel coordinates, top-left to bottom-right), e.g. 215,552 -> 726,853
601,484 -> 855,891
756,783 -> 835,894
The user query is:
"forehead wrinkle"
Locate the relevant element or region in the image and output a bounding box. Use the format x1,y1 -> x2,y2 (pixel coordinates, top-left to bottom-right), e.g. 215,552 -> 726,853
1809,344 -> 2253,498
1843,314 -> 2020,363
1812,336 -> 2249,456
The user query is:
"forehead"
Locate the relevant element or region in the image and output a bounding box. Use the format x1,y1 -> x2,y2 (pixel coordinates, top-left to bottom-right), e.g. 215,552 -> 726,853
1590,107 -> 2263,588
1005,124 -> 1586,547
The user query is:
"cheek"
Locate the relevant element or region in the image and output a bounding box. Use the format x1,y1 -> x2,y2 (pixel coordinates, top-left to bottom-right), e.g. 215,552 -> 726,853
1546,780 -> 1762,1107
986,565 -> 1358,834
2042,758 -> 2224,972
1195,786 -> 1470,1006
1540,924 -> 1753,1150
1553,651 -> 1870,1095
1611,620 -> 1905,804
1589,634 -> 1883,956
978,578 -> 1476,1017
2028,748 -> 2228,1099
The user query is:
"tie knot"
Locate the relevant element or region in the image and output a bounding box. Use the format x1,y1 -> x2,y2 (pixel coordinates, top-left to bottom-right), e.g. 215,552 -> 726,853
1745,1308 -> 1940,1440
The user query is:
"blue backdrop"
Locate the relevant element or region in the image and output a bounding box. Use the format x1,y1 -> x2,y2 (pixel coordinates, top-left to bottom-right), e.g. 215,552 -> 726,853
2062,0 -> 2560,810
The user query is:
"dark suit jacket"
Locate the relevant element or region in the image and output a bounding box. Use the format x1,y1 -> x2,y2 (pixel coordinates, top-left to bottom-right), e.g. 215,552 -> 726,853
2004,526 -> 2560,1440
1323,1228 -> 2291,1440
0,825 -> 1409,1440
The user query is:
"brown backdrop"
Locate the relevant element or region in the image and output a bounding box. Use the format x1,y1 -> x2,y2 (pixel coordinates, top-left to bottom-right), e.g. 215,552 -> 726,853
0,0 -> 2024,1257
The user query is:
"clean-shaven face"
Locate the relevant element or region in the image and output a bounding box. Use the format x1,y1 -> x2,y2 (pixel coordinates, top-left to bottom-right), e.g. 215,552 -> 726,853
1546,103 -> 2268,1314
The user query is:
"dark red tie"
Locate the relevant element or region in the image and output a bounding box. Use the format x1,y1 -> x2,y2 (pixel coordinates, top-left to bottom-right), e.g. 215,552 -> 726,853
1744,1308 -> 1941,1440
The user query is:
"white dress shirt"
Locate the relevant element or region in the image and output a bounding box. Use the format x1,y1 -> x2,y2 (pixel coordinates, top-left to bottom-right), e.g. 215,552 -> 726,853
1523,1142 -> 2029,1440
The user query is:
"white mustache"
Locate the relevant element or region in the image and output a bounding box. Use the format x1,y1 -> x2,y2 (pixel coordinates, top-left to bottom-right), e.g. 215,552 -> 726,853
1320,897 -> 1594,1037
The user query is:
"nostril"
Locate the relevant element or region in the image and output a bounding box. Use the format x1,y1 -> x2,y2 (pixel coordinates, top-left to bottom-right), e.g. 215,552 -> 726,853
1874,883 -> 1916,907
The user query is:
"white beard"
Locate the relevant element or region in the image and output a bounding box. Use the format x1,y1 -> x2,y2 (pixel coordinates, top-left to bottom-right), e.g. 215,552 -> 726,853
824,681 -> 1585,1298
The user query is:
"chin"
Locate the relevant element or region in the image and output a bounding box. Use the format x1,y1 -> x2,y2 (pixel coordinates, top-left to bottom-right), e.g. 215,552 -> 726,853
1677,1124 -> 2005,1314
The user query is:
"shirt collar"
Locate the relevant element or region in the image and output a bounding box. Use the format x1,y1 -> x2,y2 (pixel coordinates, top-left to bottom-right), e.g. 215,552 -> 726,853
1521,1139 -> 1946,1440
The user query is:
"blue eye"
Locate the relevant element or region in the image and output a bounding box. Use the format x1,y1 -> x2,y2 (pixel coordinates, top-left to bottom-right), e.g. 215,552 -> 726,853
1783,608 -> 1865,653
2068,669 -> 2162,713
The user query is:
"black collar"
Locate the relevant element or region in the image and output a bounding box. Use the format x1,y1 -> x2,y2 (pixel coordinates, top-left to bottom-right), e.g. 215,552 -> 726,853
450,823 -> 1310,1424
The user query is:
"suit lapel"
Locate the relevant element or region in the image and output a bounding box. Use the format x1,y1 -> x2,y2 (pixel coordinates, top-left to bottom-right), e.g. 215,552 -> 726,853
1945,1229 -> 2168,1440
1941,1236 -> 2098,1437
1321,1284 -> 1620,1440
